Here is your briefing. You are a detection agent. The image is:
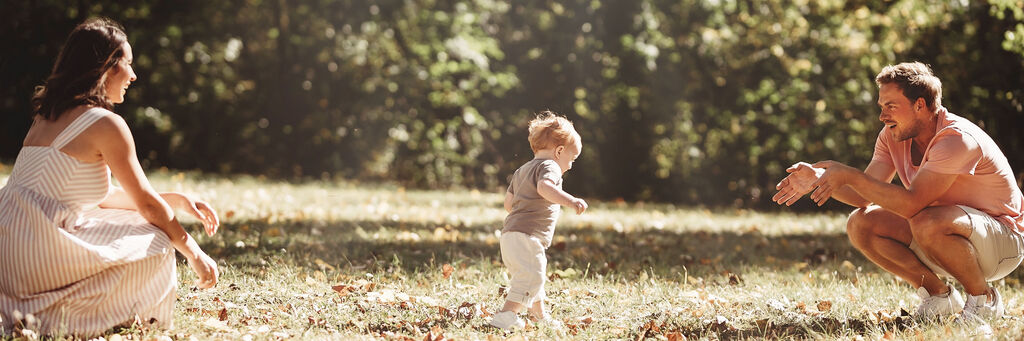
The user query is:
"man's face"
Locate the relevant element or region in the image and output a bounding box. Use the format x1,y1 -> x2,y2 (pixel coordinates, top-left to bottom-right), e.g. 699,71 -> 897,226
877,83 -> 926,142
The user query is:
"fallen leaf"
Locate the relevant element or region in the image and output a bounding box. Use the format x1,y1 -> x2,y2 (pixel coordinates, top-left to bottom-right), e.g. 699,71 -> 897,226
666,332 -> 686,341
442,264 -> 455,279
439,306 -> 455,319
331,285 -> 353,297
816,300 -> 832,312
314,258 -> 336,271
218,308 -> 228,321
456,302 -> 481,319
755,318 -> 771,331
423,325 -> 445,341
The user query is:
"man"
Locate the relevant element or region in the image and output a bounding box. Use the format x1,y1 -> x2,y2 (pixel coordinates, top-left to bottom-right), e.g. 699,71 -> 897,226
773,62 -> 1024,322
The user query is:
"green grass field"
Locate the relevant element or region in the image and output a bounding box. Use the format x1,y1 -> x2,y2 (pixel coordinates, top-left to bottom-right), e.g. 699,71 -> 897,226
3,166 -> 1024,340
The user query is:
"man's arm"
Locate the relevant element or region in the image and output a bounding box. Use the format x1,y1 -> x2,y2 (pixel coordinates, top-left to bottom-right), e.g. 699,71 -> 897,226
829,161 -> 897,208
811,162 -> 956,218
773,159 -> 895,208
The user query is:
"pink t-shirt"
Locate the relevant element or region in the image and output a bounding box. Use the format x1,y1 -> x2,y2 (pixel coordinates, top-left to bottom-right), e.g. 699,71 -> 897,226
871,107 -> 1024,232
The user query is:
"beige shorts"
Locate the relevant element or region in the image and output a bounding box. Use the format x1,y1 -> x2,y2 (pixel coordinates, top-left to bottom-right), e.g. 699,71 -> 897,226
909,205 -> 1024,282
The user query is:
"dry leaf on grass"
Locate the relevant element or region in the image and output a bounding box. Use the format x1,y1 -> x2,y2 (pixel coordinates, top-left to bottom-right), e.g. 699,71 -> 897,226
442,264 -> 455,279
666,332 -> 686,341
565,316 -> 595,335
422,325 -> 446,341
332,279 -> 376,297
816,300 -> 832,312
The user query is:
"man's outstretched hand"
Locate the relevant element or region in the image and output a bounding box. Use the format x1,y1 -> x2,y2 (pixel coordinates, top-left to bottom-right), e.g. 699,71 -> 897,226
773,162 -> 824,206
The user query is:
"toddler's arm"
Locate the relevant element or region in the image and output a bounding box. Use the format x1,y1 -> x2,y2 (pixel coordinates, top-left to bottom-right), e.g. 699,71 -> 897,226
537,179 -> 587,215
504,191 -> 514,213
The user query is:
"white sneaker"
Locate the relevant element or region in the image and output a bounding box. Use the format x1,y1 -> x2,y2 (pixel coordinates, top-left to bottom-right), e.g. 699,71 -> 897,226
530,312 -> 565,330
915,285 -> 964,319
956,288 -> 1000,337
962,287 -> 1003,319
489,311 -> 525,330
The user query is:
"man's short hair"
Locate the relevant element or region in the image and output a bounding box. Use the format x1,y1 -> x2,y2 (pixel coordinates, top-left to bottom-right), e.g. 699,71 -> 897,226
875,62 -> 943,111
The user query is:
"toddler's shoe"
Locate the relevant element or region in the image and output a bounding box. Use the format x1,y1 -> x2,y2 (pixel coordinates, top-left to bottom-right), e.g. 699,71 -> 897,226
530,312 -> 565,330
489,311 -> 525,330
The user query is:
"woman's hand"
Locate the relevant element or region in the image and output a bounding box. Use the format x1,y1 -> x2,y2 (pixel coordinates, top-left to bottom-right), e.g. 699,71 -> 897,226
184,198 -> 219,236
166,193 -> 220,236
186,248 -> 219,289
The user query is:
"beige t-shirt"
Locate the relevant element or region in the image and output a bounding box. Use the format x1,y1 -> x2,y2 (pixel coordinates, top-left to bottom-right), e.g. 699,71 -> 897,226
503,159 -> 562,248
871,107 -> 1024,232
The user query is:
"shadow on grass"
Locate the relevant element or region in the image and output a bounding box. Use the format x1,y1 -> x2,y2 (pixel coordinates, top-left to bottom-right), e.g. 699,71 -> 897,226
201,218 -> 870,279
193,218 -> 1017,339
650,313 -> 919,340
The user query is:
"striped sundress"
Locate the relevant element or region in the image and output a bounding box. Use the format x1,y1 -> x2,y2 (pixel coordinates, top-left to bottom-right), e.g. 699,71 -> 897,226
0,107 -> 176,336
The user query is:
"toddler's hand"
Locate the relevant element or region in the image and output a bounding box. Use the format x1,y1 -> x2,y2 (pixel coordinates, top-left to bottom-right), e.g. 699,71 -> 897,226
571,198 -> 588,215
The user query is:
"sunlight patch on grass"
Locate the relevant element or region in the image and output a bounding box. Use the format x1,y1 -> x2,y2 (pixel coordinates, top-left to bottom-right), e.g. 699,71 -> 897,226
4,167 -> 1024,339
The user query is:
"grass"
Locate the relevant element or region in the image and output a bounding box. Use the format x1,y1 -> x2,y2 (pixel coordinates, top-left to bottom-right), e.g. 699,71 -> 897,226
3,165 -> 1024,340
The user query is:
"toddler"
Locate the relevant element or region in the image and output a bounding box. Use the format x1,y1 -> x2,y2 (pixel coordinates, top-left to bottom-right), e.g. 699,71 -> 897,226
489,111 -> 588,330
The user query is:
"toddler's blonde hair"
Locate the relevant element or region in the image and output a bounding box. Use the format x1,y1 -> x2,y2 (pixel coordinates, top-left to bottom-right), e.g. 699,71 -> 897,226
527,111 -> 578,153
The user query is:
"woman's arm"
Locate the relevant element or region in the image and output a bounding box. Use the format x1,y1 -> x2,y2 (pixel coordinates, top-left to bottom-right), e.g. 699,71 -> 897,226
89,113 -> 218,288
101,187 -> 219,236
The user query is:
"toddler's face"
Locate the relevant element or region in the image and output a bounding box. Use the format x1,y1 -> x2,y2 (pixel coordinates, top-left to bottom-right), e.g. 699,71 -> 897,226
554,139 -> 582,174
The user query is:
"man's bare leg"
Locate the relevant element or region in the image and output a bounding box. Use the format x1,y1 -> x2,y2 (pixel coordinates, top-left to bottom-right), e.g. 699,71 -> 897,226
910,206 -> 988,296
847,205 -> 947,294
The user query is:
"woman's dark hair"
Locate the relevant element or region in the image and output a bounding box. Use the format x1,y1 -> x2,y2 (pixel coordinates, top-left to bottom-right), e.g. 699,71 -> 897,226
31,17 -> 127,120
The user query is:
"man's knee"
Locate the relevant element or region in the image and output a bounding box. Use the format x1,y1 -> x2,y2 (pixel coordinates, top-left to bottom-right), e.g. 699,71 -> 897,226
846,207 -> 872,245
909,207 -> 958,244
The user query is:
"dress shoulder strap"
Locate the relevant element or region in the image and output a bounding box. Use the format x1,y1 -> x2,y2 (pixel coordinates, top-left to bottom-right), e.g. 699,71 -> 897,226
50,107 -> 109,149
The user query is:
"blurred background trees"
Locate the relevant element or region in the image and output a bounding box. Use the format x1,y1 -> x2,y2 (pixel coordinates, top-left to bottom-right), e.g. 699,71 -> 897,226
2,0 -> 1022,209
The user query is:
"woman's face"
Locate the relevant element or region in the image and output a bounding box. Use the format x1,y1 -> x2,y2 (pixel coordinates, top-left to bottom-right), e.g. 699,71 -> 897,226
104,41 -> 136,104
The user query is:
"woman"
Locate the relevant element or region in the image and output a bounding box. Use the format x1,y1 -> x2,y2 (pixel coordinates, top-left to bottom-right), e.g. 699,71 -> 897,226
0,18 -> 220,336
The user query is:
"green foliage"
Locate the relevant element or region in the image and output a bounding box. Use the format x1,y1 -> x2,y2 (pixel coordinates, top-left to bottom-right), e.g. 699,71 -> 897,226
1,0 -> 1022,208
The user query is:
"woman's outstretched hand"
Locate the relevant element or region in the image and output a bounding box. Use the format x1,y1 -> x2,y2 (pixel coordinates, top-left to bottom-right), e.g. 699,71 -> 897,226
179,195 -> 220,236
